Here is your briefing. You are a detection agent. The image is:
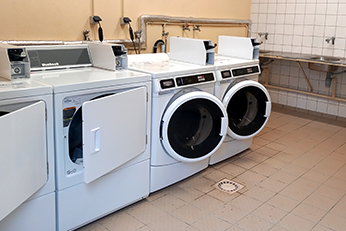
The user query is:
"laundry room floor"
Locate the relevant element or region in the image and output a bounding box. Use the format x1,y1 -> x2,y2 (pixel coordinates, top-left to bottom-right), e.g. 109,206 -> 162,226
77,105 -> 346,231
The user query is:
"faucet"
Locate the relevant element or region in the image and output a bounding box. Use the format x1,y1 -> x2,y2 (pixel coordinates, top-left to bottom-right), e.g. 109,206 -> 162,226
193,25 -> 201,32
182,24 -> 190,31
325,36 -> 335,45
83,30 -> 90,41
258,32 -> 268,40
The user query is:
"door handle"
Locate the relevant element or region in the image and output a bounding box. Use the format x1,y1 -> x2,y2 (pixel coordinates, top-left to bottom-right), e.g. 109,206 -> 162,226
264,101 -> 271,117
91,127 -> 100,154
219,117 -> 228,136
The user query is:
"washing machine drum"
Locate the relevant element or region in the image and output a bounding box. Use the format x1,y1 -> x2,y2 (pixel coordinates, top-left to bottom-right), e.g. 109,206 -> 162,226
160,89 -> 228,163
223,79 -> 271,140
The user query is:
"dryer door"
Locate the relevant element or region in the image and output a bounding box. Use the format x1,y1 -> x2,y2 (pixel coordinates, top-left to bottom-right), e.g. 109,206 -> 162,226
82,87 -> 147,184
161,91 -> 228,162
0,101 -> 47,221
223,80 -> 271,140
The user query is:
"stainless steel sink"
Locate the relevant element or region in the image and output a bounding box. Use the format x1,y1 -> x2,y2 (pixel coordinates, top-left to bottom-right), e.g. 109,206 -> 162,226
309,56 -> 340,62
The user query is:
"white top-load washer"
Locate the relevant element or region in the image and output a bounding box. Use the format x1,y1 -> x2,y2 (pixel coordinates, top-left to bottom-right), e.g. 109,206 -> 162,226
210,54 -> 271,165
0,79 -> 56,231
128,53 -> 228,192
26,44 -> 152,230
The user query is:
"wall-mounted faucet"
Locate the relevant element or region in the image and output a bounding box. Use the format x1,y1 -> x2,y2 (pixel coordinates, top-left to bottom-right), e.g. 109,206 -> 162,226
325,36 -> 335,45
193,25 -> 201,32
258,32 -> 269,40
182,24 -> 190,31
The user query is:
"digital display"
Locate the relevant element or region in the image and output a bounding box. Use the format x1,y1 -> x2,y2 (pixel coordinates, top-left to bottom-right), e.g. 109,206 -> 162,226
160,79 -> 175,89
176,73 -> 214,86
232,65 -> 260,77
221,70 -> 232,79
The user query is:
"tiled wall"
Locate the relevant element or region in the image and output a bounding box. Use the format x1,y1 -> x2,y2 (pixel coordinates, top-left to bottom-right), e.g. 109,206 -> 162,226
251,0 -> 346,119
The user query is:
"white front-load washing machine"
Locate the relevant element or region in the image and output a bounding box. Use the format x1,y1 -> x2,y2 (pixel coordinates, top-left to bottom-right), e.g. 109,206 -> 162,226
26,44 -> 152,230
129,53 -> 228,192
209,54 -> 271,165
0,79 -> 56,231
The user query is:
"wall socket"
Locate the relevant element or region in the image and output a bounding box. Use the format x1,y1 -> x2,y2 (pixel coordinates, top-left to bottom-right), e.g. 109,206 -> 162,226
120,17 -> 131,25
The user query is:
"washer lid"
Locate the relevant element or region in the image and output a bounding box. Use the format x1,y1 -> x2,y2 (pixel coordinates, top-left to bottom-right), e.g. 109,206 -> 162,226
223,80 -> 271,140
161,91 -> 228,162
82,86 -> 147,183
0,101 -> 47,221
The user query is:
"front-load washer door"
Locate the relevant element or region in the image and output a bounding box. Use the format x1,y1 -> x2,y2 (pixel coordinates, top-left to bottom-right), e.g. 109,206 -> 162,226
223,80 -> 271,140
0,101 -> 47,221
82,87 -> 147,184
161,91 -> 228,162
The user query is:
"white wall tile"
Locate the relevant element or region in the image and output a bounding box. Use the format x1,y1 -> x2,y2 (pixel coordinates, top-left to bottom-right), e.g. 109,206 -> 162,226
338,102 -> 346,118
327,99 -> 339,116
268,89 -> 279,103
278,90 -> 288,104
297,94 -> 308,109
277,3 -> 286,14
268,4 -> 277,14
287,92 -> 297,107
306,96 -> 318,110
305,4 -> 317,14
327,3 -> 338,14
316,98 -> 328,113
304,15 -> 316,25
316,3 -> 327,14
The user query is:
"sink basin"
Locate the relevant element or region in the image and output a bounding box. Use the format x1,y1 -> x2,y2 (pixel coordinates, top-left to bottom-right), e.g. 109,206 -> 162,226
308,62 -> 338,72
309,56 -> 340,62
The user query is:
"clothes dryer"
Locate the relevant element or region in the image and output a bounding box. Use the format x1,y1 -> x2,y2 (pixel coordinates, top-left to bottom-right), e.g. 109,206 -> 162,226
27,45 -> 152,231
129,53 -> 228,192
0,80 -> 56,231
210,55 -> 271,165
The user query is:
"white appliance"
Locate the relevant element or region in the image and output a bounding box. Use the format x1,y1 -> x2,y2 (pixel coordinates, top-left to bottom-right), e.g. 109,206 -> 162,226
128,53 -> 228,192
0,79 -> 56,231
210,54 -> 271,165
26,44 -> 152,230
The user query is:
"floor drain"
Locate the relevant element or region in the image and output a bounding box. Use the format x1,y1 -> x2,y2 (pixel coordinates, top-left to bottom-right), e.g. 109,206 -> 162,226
214,179 -> 244,194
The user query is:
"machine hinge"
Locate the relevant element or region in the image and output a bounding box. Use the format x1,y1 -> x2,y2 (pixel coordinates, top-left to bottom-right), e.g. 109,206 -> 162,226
45,108 -> 47,121
47,162 -> 49,175
146,92 -> 148,102
146,135 -> 148,144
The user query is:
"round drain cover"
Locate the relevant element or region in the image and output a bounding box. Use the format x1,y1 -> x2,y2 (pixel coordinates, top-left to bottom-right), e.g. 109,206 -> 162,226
215,179 -> 244,194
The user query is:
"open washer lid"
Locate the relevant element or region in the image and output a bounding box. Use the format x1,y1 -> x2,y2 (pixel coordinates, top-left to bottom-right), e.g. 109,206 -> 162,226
223,80 -> 271,140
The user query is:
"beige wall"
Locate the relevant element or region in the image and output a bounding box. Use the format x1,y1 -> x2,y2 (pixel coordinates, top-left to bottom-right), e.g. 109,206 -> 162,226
0,0 -> 251,53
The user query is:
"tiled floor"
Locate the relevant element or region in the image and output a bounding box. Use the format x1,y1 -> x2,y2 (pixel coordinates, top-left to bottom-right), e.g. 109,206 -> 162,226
77,106 -> 346,231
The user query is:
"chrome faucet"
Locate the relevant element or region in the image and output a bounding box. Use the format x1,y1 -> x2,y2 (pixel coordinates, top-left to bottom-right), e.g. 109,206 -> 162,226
182,24 -> 190,31
325,36 -> 335,45
258,32 -> 268,40
193,25 -> 201,32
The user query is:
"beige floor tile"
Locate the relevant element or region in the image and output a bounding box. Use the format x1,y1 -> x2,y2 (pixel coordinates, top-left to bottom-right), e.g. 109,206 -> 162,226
269,170 -> 298,185
203,169 -> 234,185
229,194 -> 263,212
212,203 -> 249,224
277,213 -> 316,231
266,194 -> 300,212
291,203 -> 327,223
273,151 -> 297,163
251,204 -> 288,224
318,212 -> 346,231
314,184 -> 346,201
126,202 -> 167,224
208,188 -> 243,203
171,204 -> 206,224
329,195 -> 346,218
98,212 -> 144,231
281,163 -> 308,177
234,170 -> 267,188
269,226 -> 289,231
259,177 -> 288,193
243,185 -> 276,202
225,226 -> 247,231
289,177 -> 320,195
303,193 -> 337,211
255,146 -> 280,157
323,176 -> 346,192
150,194 -> 186,213
301,169 -> 330,184
259,129 -> 287,141
218,163 -> 248,177
243,151 -> 270,163
265,142 -> 287,151
231,156 -> 259,169
192,215 -> 232,231
167,185 -> 204,203
135,226 -> 155,231
251,162 -> 279,177
310,224 -> 335,231
235,214 -> 274,231
146,214 -> 191,231
189,194 -> 224,212
253,136 -> 272,146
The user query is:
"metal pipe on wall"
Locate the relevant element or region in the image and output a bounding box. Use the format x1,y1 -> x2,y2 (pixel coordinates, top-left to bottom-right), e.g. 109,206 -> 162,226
1,15 -> 252,47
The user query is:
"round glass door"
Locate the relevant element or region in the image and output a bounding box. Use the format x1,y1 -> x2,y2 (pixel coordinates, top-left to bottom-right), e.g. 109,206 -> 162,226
161,91 -> 228,162
223,80 -> 271,139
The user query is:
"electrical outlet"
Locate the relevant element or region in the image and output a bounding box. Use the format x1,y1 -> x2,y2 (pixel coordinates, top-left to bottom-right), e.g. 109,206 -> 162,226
90,16 -> 97,25
120,17 -> 131,26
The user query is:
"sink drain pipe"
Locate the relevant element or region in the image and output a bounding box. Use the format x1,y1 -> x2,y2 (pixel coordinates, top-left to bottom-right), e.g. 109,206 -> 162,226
325,69 -> 346,88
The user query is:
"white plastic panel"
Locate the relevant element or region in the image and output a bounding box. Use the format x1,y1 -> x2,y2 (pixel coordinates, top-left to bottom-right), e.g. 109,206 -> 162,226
0,101 -> 47,221
83,87 -> 147,184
